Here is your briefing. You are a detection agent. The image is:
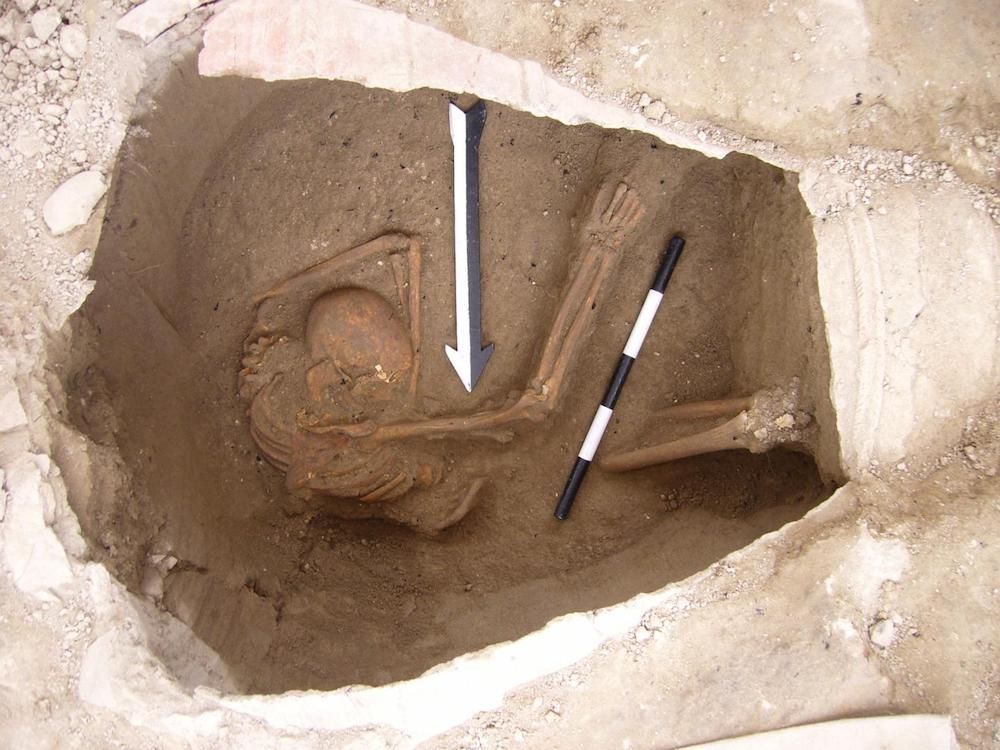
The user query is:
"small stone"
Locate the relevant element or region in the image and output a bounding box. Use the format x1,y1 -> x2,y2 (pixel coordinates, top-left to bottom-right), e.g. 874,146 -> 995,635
9,47 -> 29,66
638,92 -> 652,108
902,162 -> 914,175
70,148 -> 86,164
30,7 -> 61,43
869,618 -> 895,649
66,98 -> 87,122
963,445 -> 979,463
14,0 -> 36,12
0,390 -> 29,432
791,51 -> 801,62
643,99 -> 666,121
42,170 -> 108,235
774,413 -> 795,430
973,135 -> 987,149
0,11 -> 18,45
24,44 -> 55,67
753,427 -> 768,441
2,62 -> 19,80
39,102 -> 64,117
12,131 -> 45,157
1,457 -> 75,600
58,24 -> 86,59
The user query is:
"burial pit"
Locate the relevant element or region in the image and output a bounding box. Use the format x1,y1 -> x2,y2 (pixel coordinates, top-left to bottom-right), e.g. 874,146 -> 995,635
60,54 -> 841,693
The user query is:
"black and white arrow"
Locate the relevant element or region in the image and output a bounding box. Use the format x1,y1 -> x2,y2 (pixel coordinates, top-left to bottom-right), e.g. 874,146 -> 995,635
445,100 -> 493,392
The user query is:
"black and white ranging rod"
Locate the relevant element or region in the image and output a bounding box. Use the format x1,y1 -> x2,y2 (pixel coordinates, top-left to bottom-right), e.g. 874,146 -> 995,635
553,234 -> 687,521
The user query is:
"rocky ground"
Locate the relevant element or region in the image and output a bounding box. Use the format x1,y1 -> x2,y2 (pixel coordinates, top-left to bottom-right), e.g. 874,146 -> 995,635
0,0 -> 997,748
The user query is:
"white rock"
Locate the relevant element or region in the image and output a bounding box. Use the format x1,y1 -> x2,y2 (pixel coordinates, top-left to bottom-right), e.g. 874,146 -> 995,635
30,7 -> 61,43
869,618 -> 895,649
24,44 -> 55,67
12,131 -> 46,157
774,413 -> 796,429
0,389 -> 29,432
0,11 -> 18,45
42,170 -> 108,235
117,0 -> 212,44
58,24 -> 87,59
15,0 -> 36,12
643,99 -> 666,121
1,456 -> 74,601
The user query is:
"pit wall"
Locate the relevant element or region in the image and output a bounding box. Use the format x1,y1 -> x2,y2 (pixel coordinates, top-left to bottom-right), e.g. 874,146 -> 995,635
62,45 -> 276,662
0,0 -> 996,746
802,169 -> 999,473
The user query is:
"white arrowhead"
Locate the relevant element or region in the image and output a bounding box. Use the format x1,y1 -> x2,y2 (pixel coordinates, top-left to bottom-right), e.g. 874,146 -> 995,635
445,342 -> 494,393
445,345 -> 471,391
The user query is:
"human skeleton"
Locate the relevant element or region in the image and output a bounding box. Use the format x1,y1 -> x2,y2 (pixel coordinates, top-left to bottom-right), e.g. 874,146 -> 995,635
239,180 -> 644,531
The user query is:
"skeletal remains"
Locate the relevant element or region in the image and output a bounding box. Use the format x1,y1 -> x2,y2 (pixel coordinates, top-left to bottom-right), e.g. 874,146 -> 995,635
239,178 -> 813,531
599,379 -> 813,473
239,179 -> 644,531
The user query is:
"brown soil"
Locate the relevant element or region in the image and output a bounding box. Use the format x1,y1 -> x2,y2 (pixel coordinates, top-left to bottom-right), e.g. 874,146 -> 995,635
61,58 -> 837,692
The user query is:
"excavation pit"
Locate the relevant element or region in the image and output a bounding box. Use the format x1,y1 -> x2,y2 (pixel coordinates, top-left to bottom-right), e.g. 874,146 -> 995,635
61,61 -> 840,693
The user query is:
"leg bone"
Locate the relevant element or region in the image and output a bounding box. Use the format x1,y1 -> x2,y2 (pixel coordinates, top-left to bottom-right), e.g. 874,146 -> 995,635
657,395 -> 754,421
600,413 -> 750,472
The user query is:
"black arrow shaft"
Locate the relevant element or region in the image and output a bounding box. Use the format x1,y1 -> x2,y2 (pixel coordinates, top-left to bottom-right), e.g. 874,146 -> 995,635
461,101 -> 487,342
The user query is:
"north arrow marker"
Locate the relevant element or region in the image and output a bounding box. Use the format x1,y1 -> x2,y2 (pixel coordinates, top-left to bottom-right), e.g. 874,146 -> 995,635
445,100 -> 493,392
